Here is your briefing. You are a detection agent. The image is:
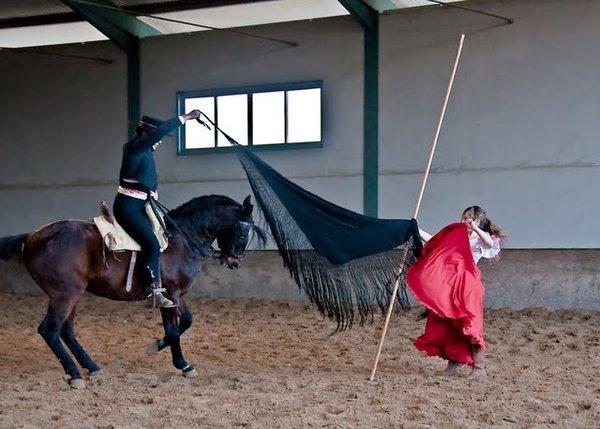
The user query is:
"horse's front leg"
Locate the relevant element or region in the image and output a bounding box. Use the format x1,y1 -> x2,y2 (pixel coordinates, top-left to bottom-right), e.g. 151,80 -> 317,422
160,307 -> 198,378
147,302 -> 192,354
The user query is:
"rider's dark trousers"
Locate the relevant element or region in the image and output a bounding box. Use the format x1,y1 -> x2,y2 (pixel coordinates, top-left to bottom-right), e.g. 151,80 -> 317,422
113,193 -> 160,285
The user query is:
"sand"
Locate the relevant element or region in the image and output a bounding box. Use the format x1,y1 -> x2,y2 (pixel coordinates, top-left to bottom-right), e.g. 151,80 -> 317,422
0,292 -> 598,428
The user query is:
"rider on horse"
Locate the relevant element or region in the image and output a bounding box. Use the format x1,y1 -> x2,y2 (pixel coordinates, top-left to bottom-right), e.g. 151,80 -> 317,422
114,110 -> 203,308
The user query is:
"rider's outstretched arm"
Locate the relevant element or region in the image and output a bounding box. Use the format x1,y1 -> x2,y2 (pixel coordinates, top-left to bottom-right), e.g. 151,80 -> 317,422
130,110 -> 203,152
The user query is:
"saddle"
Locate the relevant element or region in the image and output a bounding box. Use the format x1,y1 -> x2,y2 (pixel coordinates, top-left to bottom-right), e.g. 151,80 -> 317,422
93,201 -> 168,253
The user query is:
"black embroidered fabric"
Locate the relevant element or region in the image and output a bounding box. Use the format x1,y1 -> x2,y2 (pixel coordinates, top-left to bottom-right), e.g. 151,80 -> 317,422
218,127 -> 422,330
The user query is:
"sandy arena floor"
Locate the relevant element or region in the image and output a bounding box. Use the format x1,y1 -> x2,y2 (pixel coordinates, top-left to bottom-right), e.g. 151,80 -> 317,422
0,292 -> 598,428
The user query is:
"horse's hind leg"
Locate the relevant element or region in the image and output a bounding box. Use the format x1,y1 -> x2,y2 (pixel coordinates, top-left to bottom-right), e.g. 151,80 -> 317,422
38,301 -> 85,388
148,302 -> 192,355
161,307 -> 197,378
60,309 -> 101,374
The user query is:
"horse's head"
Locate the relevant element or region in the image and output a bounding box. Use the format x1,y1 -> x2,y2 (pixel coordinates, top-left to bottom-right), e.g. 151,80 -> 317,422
215,195 -> 268,270
167,194 -> 268,269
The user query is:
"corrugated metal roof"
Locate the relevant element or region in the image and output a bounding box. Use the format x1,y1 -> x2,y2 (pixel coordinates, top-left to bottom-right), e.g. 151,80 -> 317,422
395,0 -> 445,8
138,0 -> 349,35
362,0 -> 462,11
0,21 -> 107,47
0,0 -> 224,20
0,0 -> 465,48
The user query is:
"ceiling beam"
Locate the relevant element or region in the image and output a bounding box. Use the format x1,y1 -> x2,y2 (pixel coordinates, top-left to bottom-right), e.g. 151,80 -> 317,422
337,0 -> 378,30
125,0 -> 274,15
360,0 -> 400,12
0,13 -> 80,29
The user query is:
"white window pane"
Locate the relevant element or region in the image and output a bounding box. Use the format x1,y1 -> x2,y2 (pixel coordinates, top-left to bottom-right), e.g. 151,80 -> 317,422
287,88 -> 321,143
253,91 -> 284,145
184,97 -> 214,149
217,94 -> 248,147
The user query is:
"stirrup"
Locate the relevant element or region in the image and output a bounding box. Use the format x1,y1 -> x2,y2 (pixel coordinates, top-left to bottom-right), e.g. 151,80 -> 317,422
146,289 -> 176,308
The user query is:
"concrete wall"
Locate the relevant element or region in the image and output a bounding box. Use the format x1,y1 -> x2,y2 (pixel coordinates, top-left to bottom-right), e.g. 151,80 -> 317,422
2,249 -> 599,310
138,16 -> 364,217
0,42 -> 127,234
0,16 -> 365,234
1,0 -> 599,309
379,0 -> 600,248
2,1 -> 599,244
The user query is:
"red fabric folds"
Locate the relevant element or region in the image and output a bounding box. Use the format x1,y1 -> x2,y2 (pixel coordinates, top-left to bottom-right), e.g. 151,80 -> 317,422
406,223 -> 485,365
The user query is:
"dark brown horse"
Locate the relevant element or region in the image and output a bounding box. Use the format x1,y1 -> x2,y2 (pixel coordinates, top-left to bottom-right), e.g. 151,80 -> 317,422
0,194 -> 267,389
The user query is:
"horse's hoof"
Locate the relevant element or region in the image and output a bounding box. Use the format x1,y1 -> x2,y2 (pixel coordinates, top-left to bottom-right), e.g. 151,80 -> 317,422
182,368 -> 198,379
70,378 -> 86,389
146,340 -> 160,355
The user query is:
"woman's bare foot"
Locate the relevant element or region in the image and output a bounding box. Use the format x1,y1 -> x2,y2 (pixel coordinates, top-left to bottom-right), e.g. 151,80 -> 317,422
469,366 -> 487,379
440,360 -> 460,376
469,344 -> 486,379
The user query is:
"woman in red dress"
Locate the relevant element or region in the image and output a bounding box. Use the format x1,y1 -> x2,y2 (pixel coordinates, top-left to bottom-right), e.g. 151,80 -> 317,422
407,206 -> 505,378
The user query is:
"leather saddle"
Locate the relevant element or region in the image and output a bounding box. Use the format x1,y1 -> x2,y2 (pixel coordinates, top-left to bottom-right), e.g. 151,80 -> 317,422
93,201 -> 168,253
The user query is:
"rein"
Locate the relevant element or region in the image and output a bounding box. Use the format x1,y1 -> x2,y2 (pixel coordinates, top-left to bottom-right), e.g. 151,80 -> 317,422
148,197 -> 218,259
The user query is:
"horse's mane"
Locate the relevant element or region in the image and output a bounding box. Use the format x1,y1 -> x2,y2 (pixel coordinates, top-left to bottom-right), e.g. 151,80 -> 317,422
167,195 -> 240,235
166,194 -> 268,251
168,195 -> 241,221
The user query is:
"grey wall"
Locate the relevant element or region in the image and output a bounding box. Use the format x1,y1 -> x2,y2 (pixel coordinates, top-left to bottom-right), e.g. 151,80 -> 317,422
144,0 -> 600,249
139,16 -> 365,217
379,0 -> 600,248
0,16 -> 365,234
0,42 -> 127,235
2,249 -> 599,310
2,1 -> 599,246
1,0 -> 599,309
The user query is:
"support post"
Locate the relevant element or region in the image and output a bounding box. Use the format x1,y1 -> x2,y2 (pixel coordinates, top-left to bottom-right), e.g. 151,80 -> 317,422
338,0 -> 379,217
127,43 -> 141,138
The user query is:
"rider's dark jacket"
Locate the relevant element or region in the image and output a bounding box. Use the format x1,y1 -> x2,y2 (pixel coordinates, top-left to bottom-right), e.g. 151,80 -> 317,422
118,117 -> 183,192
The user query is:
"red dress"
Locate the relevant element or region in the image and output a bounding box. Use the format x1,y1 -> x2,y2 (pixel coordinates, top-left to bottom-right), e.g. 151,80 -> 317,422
406,223 -> 487,365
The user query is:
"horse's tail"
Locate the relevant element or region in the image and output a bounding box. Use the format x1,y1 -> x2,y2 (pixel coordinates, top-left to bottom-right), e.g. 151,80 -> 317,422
0,234 -> 29,262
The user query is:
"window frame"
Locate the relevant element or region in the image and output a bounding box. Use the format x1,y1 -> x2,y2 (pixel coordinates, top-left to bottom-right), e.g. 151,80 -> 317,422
176,80 -> 323,155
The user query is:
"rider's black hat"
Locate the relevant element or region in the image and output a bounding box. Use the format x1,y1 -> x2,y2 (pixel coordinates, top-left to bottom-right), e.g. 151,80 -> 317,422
138,115 -> 162,132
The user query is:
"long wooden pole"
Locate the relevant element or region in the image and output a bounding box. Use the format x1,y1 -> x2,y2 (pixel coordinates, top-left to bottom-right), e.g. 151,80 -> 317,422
369,34 -> 465,382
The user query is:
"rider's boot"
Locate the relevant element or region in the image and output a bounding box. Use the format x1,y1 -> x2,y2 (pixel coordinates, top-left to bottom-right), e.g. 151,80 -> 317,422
144,266 -> 176,308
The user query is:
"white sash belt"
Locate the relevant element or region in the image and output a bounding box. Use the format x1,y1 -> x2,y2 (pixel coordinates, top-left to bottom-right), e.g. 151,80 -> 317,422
117,186 -> 158,201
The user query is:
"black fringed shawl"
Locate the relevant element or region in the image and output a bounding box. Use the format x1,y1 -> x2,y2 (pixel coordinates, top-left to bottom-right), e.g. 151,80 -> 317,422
218,130 -> 422,329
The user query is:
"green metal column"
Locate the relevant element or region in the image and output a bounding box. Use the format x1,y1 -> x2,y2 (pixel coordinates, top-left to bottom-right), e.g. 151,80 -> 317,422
363,17 -> 378,218
61,0 -> 161,136
338,0 -> 379,217
127,42 -> 141,137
